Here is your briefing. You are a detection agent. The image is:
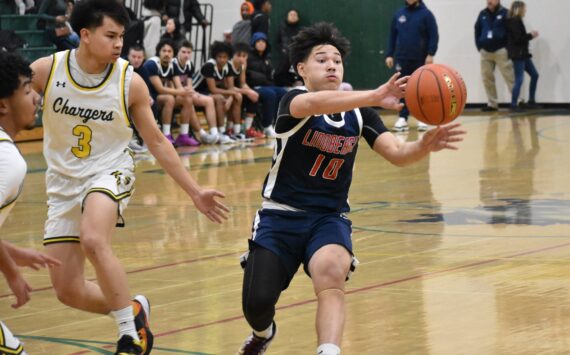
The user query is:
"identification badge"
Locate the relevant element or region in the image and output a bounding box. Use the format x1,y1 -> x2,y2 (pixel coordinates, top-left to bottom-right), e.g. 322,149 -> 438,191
487,30 -> 493,39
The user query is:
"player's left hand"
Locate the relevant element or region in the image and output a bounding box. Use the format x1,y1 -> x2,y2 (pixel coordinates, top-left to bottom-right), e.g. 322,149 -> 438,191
420,123 -> 466,152
192,189 -> 230,223
9,246 -> 61,270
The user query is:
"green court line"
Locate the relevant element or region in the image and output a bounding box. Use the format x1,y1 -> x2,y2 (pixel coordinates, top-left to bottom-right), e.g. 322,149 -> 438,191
17,335 -> 214,355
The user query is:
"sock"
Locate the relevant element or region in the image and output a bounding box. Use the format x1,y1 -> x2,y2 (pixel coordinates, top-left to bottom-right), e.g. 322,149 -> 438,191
218,126 -> 226,134
253,323 -> 273,339
199,128 -> 208,137
317,343 -> 340,355
245,116 -> 254,129
210,127 -> 219,136
180,123 -> 190,135
111,305 -> 139,341
162,123 -> 171,135
233,123 -> 241,134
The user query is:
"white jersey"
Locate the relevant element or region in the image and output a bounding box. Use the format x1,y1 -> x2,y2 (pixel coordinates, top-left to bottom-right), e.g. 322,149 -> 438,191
42,49 -> 134,178
0,129 -> 26,227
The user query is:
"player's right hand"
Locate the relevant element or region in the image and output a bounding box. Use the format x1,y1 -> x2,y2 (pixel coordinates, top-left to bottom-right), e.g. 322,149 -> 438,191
6,271 -> 32,309
192,189 -> 230,223
10,246 -> 61,270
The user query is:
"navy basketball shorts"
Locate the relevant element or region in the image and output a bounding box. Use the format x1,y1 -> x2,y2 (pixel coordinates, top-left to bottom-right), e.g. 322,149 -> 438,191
248,208 -> 355,286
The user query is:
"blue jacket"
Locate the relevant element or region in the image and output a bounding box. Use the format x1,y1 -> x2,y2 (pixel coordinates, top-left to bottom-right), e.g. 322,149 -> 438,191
386,2 -> 439,61
474,5 -> 509,52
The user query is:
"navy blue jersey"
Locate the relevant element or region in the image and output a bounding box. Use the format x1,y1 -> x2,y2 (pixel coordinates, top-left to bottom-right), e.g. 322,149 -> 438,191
192,59 -> 233,93
143,56 -> 182,97
262,88 -> 388,213
172,57 -> 195,87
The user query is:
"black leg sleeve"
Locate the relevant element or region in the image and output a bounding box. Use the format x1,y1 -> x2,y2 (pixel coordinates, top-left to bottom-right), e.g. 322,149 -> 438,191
242,247 -> 289,331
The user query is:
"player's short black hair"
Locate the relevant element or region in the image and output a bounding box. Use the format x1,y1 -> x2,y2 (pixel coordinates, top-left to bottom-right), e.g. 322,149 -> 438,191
211,41 -> 233,59
233,42 -> 250,55
128,44 -> 144,53
156,38 -> 177,56
0,52 -> 32,99
70,0 -> 130,34
289,22 -> 350,75
178,40 -> 193,51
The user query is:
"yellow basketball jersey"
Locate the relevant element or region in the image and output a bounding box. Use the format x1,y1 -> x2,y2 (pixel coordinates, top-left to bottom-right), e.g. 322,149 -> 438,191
42,50 -> 134,178
0,129 -> 26,227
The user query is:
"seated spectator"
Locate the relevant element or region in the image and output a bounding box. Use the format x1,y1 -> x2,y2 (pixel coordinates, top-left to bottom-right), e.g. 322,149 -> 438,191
143,38 -> 202,146
43,0 -> 79,51
126,44 -> 157,153
161,18 -> 184,48
193,41 -> 245,142
173,40 -> 220,144
15,0 -> 34,14
246,32 -> 287,137
230,42 -> 264,138
232,1 -> 254,46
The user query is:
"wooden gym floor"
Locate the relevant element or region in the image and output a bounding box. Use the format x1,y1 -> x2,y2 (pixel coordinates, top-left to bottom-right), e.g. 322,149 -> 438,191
2,109 -> 570,354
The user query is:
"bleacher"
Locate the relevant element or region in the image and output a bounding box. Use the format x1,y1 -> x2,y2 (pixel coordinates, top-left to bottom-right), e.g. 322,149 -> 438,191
0,11 -> 56,63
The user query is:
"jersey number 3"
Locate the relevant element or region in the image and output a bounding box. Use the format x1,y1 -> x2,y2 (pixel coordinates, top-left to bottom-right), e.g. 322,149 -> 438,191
309,154 -> 344,180
71,125 -> 92,158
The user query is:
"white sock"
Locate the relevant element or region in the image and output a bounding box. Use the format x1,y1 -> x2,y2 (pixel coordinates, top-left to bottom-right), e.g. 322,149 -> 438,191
245,116 -> 254,129
210,127 -> 219,136
253,323 -> 273,339
317,343 -> 340,355
233,123 -> 241,134
218,126 -> 226,134
111,305 -> 139,341
180,123 -> 190,135
162,123 -> 171,135
199,128 -> 208,137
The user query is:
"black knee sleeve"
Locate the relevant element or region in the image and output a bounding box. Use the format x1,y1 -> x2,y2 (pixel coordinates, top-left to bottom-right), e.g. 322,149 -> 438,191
242,247 -> 288,331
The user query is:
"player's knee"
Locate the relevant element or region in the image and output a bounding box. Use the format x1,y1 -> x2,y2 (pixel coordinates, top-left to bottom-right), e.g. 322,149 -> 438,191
312,260 -> 349,290
80,233 -> 110,261
53,280 -> 81,306
243,288 -> 277,328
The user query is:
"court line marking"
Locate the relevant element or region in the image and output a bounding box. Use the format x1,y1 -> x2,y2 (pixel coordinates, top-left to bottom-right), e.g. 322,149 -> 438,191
0,251 -> 239,299
151,241 -> 570,339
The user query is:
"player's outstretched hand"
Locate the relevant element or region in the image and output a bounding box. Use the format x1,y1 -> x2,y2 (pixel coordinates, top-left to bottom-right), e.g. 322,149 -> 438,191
6,271 -> 32,309
193,189 -> 230,223
420,123 -> 466,152
9,246 -> 61,270
374,72 -> 409,111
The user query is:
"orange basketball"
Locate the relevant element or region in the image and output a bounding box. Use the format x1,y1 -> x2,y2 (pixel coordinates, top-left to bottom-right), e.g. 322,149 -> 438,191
404,63 -> 467,126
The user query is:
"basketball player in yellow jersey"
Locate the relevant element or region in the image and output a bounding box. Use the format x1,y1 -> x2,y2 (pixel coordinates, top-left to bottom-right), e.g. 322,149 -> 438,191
0,51 -> 61,355
30,0 -> 229,354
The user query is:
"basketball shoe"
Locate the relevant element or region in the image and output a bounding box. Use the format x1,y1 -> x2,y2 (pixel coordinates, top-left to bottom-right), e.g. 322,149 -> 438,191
115,335 -> 143,355
132,295 -> 153,355
392,117 -> 409,132
238,321 -> 277,355
417,122 -> 429,131
246,127 -> 265,139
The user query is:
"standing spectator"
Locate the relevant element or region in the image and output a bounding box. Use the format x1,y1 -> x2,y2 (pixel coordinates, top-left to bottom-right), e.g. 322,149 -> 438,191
161,18 -> 184,47
247,32 -> 287,137
275,8 -> 301,87
251,0 -> 271,36
45,0 -> 79,51
385,0 -> 438,132
183,0 -> 210,35
142,0 -> 164,59
232,1 -> 254,47
475,0 -> 514,112
164,0 -> 181,21
507,1 -> 539,112
38,0 -> 66,16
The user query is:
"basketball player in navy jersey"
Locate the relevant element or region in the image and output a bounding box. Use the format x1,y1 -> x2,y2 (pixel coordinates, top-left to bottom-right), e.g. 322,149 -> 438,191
0,51 -> 61,355
238,23 -> 465,355
29,0 -> 229,354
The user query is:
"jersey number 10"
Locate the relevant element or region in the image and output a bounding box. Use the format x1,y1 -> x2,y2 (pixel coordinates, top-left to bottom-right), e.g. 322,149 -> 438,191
309,154 -> 344,181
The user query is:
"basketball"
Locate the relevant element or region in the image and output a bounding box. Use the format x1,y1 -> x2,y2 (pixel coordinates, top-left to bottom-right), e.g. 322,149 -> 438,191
404,63 -> 467,126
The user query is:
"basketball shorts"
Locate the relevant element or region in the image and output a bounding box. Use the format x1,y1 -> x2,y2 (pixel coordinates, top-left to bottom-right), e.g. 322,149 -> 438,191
0,321 -> 25,354
44,155 -> 135,245
244,208 -> 358,287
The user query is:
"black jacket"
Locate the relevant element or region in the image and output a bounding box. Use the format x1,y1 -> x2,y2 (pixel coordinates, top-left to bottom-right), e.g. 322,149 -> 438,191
251,11 -> 269,35
277,20 -> 300,55
184,0 -> 206,31
506,17 -> 533,60
246,49 -> 274,87
165,0 -> 181,19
